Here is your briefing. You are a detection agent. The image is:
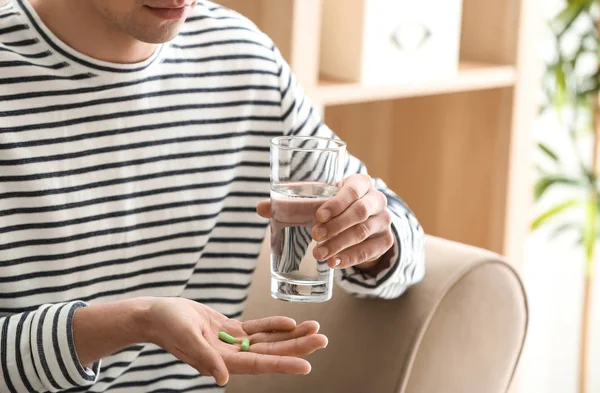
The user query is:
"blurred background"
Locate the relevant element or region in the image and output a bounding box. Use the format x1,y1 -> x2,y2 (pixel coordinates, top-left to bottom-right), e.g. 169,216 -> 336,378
218,1 -> 597,392
523,1 -> 600,393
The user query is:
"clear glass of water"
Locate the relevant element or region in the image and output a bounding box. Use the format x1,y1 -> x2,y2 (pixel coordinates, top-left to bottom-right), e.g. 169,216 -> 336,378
270,136 -> 347,303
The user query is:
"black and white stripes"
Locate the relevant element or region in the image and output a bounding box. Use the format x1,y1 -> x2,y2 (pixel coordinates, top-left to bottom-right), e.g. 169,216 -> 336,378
0,0 -> 424,391
0,302 -> 100,393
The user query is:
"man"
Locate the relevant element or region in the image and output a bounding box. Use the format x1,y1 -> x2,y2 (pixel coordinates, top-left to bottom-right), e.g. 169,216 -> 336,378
0,0 -> 425,391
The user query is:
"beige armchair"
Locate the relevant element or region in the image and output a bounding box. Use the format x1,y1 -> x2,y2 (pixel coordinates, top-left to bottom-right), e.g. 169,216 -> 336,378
226,235 -> 528,393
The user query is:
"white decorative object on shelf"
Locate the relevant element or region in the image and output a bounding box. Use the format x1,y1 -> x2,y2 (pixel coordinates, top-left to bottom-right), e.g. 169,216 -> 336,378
320,0 -> 463,85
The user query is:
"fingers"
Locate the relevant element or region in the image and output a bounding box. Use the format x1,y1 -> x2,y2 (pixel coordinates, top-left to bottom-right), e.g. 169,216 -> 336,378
224,352 -> 312,375
242,316 -> 296,335
250,320 -> 320,344
250,334 -> 328,356
313,213 -> 391,264
313,189 -> 386,242
192,336 -> 230,386
256,199 -> 271,218
332,231 -> 395,269
316,174 -> 372,223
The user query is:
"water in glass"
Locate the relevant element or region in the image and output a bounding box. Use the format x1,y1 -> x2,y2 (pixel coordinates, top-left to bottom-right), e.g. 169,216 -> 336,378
270,181 -> 337,302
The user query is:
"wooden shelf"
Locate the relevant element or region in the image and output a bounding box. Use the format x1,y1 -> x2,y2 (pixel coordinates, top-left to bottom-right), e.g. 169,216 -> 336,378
312,61 -> 516,106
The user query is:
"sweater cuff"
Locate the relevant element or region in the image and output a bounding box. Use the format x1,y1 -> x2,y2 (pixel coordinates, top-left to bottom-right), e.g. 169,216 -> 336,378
335,208 -> 425,299
30,302 -> 100,392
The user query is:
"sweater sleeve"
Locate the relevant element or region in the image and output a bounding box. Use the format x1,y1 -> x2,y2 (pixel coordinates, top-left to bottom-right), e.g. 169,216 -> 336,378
274,47 -> 425,299
0,302 -> 100,393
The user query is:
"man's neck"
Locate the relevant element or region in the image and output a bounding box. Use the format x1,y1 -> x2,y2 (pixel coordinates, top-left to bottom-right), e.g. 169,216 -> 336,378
29,0 -> 157,64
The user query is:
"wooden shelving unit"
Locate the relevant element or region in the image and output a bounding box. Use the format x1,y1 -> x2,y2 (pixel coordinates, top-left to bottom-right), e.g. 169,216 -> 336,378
217,0 -> 541,275
315,61 -> 517,105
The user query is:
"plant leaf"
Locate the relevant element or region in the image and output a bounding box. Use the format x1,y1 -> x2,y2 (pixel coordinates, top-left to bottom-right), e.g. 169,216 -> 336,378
583,199 -> 597,276
584,168 -> 597,187
534,175 -> 583,201
538,143 -> 560,162
553,64 -> 568,110
580,0 -> 594,9
552,3 -> 584,37
531,199 -> 581,230
567,0 -> 592,5
550,222 -> 579,239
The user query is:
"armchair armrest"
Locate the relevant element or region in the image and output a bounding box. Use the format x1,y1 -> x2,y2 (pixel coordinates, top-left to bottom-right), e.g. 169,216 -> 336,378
226,235 -> 528,393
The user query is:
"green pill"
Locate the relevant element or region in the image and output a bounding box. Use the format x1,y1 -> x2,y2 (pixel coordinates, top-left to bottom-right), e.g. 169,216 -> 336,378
241,338 -> 250,352
218,331 -> 236,344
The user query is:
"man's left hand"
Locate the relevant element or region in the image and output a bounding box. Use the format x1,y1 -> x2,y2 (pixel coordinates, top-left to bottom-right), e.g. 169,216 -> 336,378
257,174 -> 395,272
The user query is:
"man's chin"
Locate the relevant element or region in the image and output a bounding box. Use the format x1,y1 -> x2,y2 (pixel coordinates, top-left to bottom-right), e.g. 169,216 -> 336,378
131,24 -> 184,44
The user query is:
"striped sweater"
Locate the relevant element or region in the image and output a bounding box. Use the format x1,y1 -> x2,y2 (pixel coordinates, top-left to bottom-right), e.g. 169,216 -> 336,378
0,1 -> 425,392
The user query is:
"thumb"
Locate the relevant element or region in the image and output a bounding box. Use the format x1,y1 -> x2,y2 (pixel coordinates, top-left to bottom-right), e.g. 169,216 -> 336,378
195,337 -> 229,386
256,199 -> 271,218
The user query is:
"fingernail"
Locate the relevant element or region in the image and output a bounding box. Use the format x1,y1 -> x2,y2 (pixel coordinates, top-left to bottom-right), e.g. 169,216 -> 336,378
333,258 -> 341,267
318,209 -> 331,222
213,369 -> 227,386
315,226 -> 327,239
317,246 -> 329,260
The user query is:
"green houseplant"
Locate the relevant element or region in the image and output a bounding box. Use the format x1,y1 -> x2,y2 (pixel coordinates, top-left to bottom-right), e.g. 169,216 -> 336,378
533,1 -> 599,392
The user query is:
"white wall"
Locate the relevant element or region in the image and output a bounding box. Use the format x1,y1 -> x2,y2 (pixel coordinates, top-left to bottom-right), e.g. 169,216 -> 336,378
518,1 -> 600,392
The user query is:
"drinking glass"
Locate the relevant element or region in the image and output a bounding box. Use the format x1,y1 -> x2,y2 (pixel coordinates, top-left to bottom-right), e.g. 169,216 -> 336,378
270,136 -> 347,303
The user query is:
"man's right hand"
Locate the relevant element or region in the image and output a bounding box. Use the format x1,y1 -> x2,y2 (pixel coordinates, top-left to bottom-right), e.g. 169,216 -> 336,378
145,297 -> 327,385
73,297 -> 327,387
